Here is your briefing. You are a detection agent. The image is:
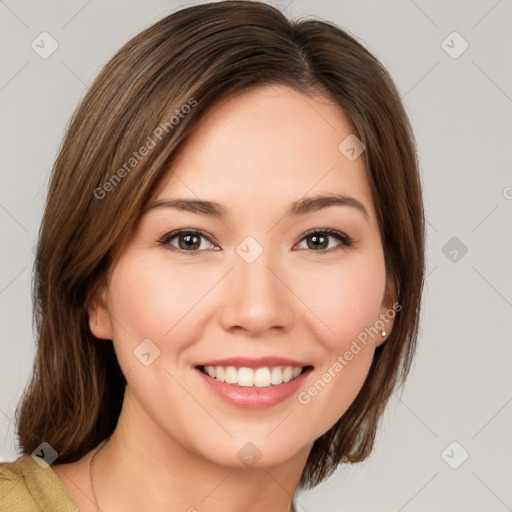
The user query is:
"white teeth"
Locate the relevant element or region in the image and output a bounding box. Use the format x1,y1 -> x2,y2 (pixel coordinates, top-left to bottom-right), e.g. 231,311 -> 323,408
254,368 -> 271,387
201,365 -> 304,387
238,367 -> 254,387
224,366 -> 237,384
282,366 -> 293,382
216,366 -> 225,382
271,367 -> 283,385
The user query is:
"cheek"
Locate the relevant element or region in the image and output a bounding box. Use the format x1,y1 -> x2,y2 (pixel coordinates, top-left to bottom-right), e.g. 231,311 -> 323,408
106,254 -> 210,361
105,255 -> 217,439
293,250 -> 387,350
111,259 -> 171,335
291,252 -> 386,431
297,342 -> 374,439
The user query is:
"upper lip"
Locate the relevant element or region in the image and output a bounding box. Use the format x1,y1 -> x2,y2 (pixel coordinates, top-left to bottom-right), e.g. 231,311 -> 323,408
195,357 -> 312,369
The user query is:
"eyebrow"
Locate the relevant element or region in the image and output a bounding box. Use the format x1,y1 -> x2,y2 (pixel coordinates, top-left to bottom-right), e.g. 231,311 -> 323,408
144,193 -> 369,222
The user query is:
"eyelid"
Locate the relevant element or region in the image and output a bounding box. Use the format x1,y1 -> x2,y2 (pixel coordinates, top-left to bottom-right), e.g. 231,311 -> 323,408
158,228 -> 218,253
294,228 -> 353,254
297,228 -> 353,246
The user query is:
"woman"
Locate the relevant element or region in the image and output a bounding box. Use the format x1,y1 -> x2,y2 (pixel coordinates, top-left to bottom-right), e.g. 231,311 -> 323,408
0,1 -> 424,511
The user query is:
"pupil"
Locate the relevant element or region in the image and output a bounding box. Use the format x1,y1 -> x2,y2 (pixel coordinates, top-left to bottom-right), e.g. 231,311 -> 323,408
180,234 -> 199,250
309,234 -> 327,250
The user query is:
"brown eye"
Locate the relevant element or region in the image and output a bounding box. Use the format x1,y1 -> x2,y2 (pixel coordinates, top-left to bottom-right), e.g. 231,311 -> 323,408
177,233 -> 201,250
307,233 -> 329,250
296,229 -> 352,253
160,229 -> 217,254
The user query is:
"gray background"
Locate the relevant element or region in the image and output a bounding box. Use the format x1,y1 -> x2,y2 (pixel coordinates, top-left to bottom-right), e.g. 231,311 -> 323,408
1,0 -> 511,510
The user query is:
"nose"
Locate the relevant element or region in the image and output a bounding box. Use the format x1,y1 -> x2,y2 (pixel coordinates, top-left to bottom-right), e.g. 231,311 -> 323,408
218,248 -> 296,336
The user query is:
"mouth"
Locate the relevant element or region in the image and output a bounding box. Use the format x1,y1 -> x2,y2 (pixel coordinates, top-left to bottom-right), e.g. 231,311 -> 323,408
196,364 -> 314,388
193,360 -> 314,409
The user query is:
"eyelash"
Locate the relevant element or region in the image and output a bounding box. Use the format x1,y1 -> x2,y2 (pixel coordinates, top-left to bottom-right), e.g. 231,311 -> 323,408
158,228 -> 353,256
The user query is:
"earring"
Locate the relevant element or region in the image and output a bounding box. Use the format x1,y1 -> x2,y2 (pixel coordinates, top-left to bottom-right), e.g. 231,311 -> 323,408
381,329 -> 387,338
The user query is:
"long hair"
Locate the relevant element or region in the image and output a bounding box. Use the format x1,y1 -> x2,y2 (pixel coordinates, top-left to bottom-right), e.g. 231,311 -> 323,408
15,0 -> 424,489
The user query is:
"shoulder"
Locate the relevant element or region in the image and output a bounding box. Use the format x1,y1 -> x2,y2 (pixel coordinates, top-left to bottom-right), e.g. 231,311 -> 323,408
0,457 -> 35,509
0,455 -> 79,511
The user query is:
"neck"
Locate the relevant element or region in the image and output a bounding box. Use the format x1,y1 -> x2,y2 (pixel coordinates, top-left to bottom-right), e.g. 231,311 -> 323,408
92,385 -> 310,512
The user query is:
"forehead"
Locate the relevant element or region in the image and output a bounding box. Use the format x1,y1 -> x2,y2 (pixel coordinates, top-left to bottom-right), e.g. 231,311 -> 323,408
151,85 -> 376,223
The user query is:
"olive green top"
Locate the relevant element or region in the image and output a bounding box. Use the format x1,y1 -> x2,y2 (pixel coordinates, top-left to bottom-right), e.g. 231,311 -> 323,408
0,455 -> 79,511
1,454 -> 299,511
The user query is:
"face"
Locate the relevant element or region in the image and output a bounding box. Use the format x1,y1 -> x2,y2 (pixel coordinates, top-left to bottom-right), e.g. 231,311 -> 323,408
89,84 -> 396,469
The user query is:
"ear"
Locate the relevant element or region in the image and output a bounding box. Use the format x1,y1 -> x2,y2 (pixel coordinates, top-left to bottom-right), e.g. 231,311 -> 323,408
87,284 -> 113,340
375,278 -> 399,348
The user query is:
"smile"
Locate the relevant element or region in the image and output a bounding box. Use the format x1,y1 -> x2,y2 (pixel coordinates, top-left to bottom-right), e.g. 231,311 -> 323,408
195,363 -> 314,409
199,365 -> 306,388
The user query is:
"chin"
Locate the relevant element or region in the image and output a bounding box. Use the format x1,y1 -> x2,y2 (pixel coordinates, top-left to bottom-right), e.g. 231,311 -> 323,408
191,433 -> 311,470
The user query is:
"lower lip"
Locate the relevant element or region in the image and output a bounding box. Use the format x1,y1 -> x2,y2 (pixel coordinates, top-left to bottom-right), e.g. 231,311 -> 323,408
195,367 -> 312,409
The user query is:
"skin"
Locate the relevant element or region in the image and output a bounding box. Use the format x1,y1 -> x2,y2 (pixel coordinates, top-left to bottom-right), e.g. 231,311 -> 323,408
52,84 -> 396,512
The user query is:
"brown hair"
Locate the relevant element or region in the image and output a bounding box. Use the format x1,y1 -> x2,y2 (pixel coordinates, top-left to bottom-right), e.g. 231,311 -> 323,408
15,0 -> 424,490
